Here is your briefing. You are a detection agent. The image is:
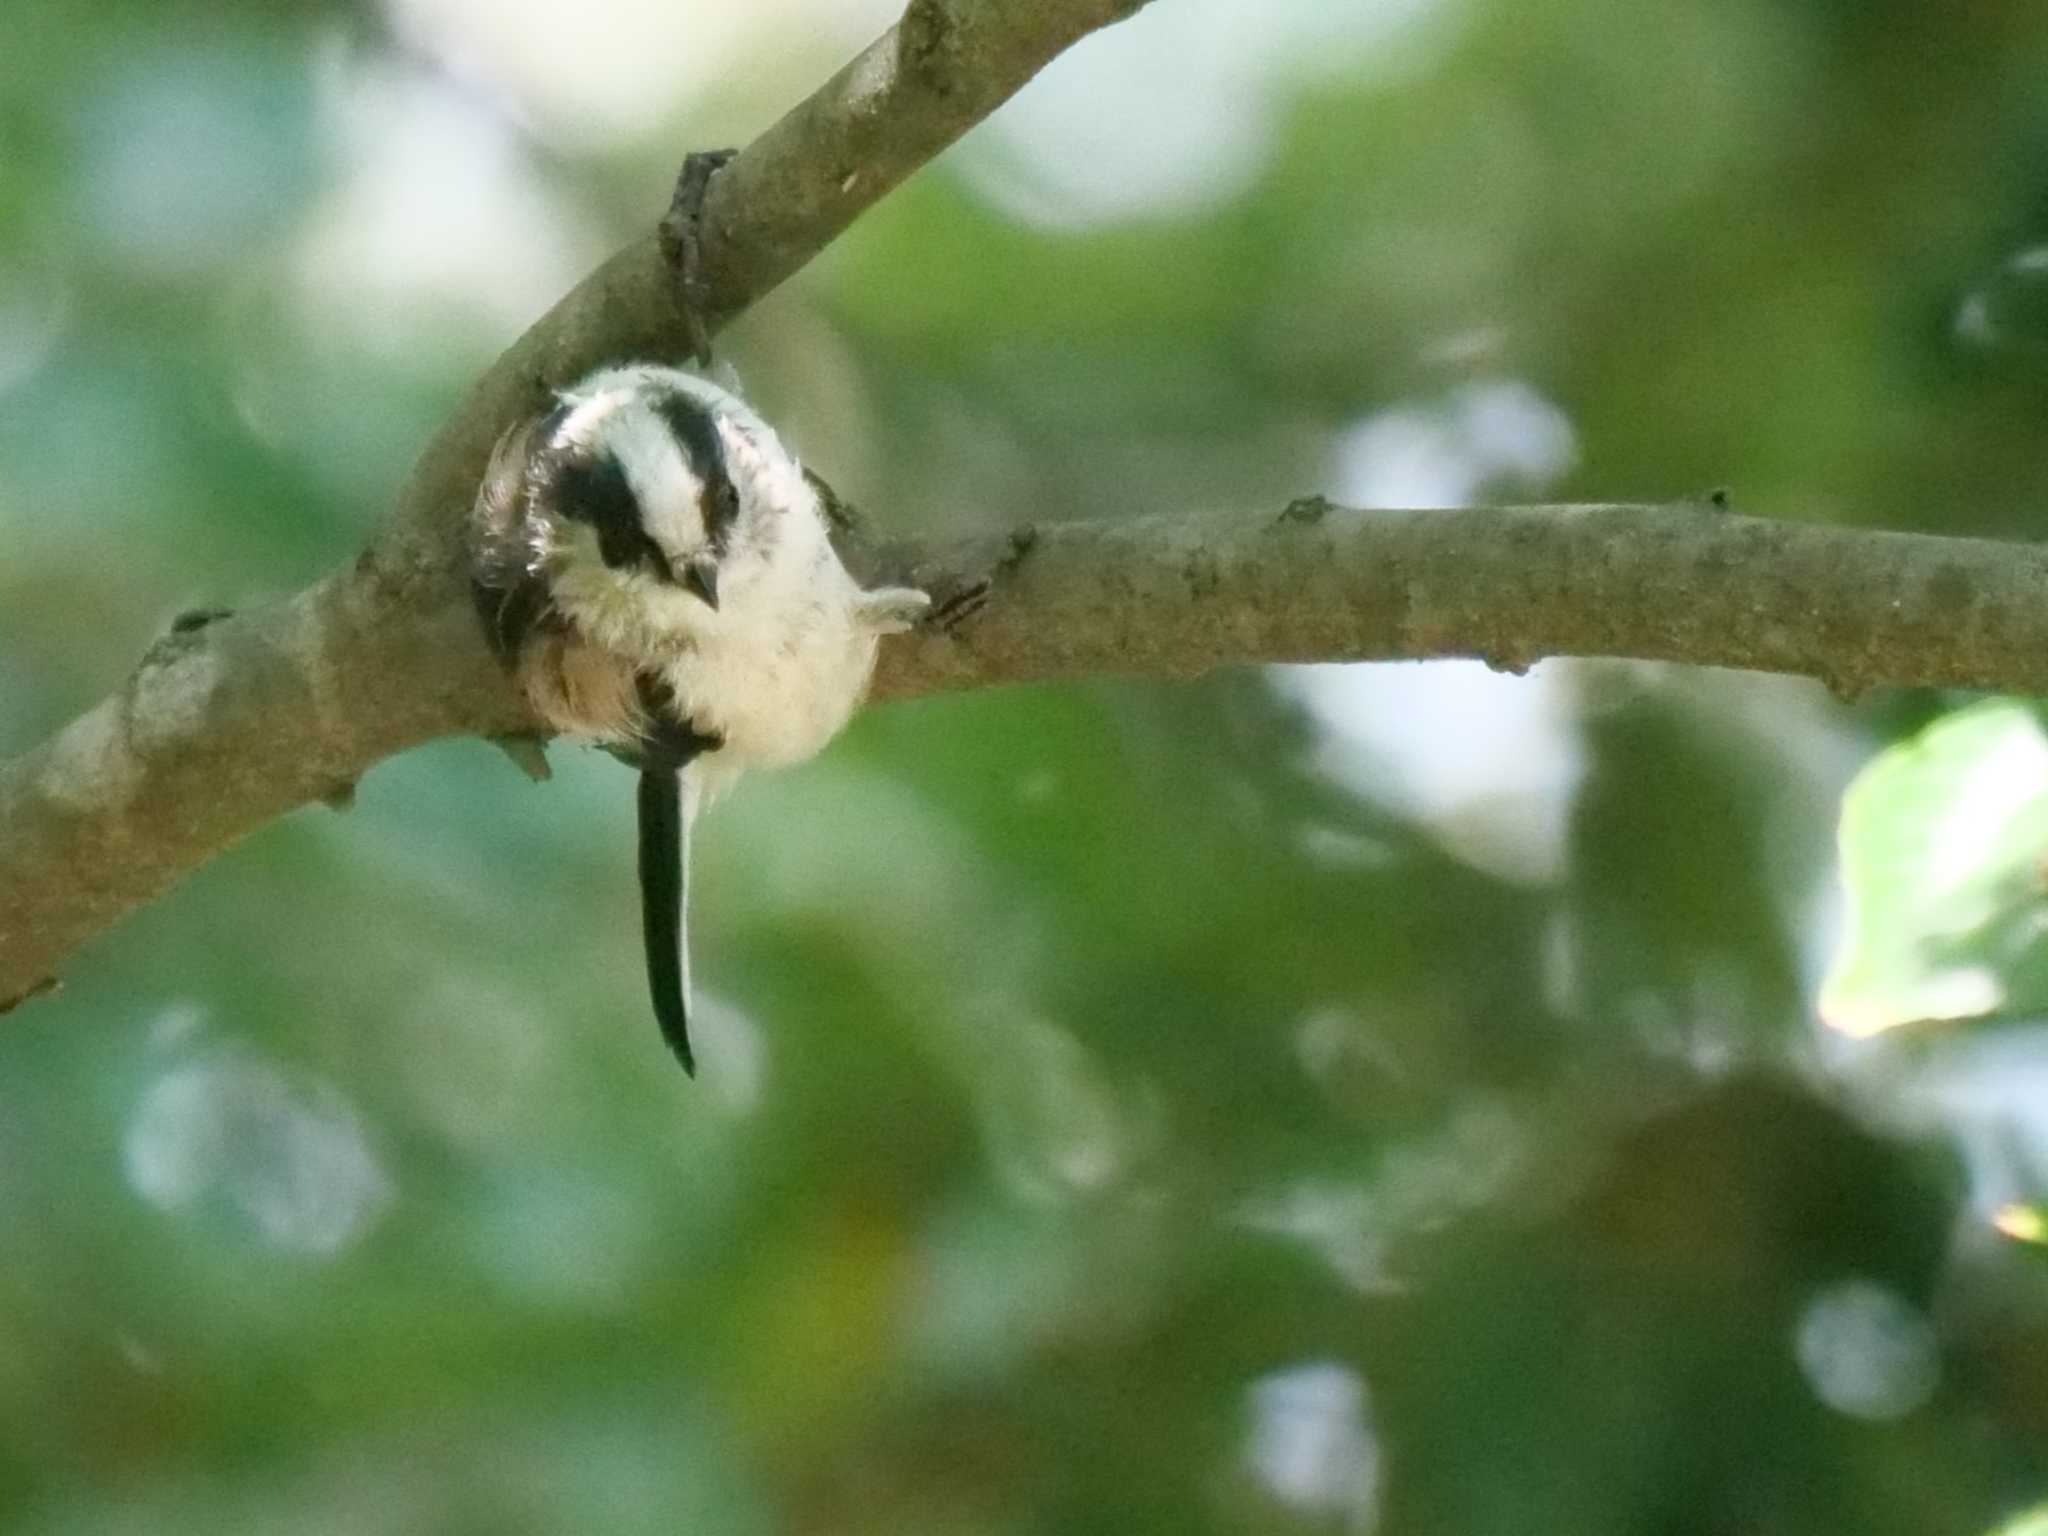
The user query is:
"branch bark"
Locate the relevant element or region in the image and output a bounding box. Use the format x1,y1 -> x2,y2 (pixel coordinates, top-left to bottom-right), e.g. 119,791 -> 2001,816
6,0 -> 2047,1007
869,501 -> 2048,701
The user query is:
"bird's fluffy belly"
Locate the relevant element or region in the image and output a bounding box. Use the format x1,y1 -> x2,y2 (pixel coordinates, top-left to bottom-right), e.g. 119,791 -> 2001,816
666,616 -> 878,768
548,547 -> 878,768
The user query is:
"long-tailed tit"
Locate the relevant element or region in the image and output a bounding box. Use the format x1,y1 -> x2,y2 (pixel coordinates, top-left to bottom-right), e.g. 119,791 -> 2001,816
471,364 -> 928,1073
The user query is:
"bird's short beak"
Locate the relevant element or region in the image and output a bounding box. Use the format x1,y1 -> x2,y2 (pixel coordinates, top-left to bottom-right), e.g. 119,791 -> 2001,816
681,554 -> 720,610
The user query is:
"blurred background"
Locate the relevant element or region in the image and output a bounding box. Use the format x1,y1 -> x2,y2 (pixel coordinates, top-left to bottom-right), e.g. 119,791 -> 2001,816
6,0 -> 2048,1530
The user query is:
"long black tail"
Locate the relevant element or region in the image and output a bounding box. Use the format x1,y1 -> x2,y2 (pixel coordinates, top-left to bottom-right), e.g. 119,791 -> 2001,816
637,766 -> 693,1075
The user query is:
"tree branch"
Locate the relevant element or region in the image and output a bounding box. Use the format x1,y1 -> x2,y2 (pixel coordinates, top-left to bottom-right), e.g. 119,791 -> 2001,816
7,1 -> 2046,1009
868,500 -> 2048,702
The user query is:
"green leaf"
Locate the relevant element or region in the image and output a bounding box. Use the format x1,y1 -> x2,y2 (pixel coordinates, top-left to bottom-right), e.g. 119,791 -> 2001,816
1821,700 -> 2048,1037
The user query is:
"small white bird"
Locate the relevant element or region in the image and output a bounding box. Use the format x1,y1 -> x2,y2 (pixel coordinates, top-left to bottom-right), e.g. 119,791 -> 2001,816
470,363 -> 929,1073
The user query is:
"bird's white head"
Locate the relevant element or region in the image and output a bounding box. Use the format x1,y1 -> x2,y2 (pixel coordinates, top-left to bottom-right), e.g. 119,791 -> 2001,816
522,364 -> 828,648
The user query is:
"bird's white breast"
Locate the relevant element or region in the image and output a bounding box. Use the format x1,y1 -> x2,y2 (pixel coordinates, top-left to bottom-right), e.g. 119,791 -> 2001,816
661,538 -> 881,769
531,375 -> 899,776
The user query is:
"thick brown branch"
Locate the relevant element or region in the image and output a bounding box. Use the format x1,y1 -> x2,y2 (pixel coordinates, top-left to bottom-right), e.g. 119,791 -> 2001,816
869,503 -> 2048,702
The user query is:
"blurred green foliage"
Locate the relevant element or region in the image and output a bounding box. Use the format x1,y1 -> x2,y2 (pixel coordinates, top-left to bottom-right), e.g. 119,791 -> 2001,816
6,0 -> 2048,1531
1824,701 -> 2048,1036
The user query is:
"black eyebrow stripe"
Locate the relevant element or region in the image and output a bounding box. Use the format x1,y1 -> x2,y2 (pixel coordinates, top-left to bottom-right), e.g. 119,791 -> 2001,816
551,447 -> 670,577
650,390 -> 738,541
